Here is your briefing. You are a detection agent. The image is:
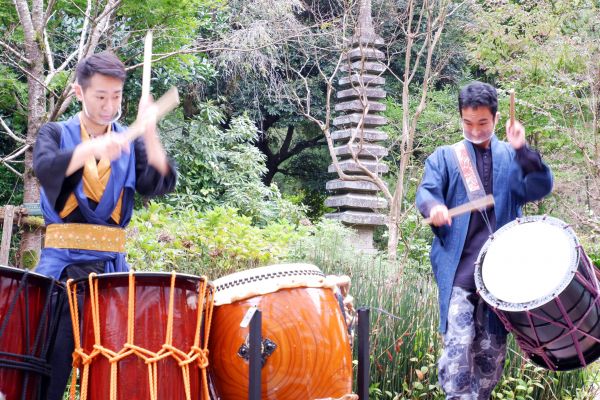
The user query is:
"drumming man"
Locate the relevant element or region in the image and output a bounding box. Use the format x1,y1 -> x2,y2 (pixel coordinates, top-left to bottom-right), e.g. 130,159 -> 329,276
416,81 -> 553,399
33,51 -> 176,400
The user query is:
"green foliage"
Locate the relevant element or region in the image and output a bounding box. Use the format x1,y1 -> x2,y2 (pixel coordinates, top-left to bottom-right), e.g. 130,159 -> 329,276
0,64 -> 27,137
0,167 -> 22,205
283,190 -> 331,222
0,0 -> 18,24
119,0 -> 223,39
47,71 -> 70,96
274,144 -> 332,221
286,218 -> 361,265
20,249 -> 39,270
127,202 -> 309,276
126,202 -> 365,277
468,0 -> 596,82
162,103 -> 304,223
384,87 -> 461,165
368,354 -> 445,399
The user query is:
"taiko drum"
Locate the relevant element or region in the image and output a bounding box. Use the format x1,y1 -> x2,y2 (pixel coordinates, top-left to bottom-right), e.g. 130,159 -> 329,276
67,272 -> 213,400
208,263 -> 353,399
476,216 -> 600,371
0,265 -> 63,400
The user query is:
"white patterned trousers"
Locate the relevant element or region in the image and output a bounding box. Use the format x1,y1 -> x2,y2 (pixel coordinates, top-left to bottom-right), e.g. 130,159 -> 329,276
438,286 -> 508,400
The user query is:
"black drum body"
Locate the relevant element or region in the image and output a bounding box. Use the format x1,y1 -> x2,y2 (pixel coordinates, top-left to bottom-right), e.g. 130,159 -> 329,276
475,216 -> 600,371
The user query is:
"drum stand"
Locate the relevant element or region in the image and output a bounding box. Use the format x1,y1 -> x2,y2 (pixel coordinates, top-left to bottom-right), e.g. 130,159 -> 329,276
245,307 -> 371,400
357,308 -> 370,400
248,309 -> 262,400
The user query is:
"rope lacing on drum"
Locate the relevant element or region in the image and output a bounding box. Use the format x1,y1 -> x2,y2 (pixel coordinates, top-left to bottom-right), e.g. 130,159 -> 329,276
67,271 -> 215,400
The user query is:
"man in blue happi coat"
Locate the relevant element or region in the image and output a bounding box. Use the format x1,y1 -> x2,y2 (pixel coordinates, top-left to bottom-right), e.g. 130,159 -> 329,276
33,51 -> 176,399
416,81 -> 553,399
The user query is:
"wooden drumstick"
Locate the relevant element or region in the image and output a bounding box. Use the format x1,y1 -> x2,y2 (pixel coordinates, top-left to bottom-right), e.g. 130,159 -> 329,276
126,31 -> 179,142
124,87 -> 180,142
422,194 -> 495,225
509,89 -> 515,128
141,30 -> 153,100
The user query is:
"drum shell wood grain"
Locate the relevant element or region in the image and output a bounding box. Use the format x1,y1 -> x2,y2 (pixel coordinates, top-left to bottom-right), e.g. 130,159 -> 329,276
75,274 -> 210,400
0,266 -> 60,400
209,286 -> 353,399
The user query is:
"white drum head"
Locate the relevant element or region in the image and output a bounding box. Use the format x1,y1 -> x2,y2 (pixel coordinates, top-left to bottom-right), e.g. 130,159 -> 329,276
476,216 -> 579,310
212,263 -> 328,306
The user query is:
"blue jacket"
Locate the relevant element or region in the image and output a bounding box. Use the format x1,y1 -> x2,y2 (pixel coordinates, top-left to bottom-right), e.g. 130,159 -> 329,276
35,115 -> 136,279
416,136 -> 553,333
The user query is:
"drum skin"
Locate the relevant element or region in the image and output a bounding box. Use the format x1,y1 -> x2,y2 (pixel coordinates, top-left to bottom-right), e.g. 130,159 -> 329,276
76,274 -> 209,400
0,266 -> 60,400
209,286 -> 353,399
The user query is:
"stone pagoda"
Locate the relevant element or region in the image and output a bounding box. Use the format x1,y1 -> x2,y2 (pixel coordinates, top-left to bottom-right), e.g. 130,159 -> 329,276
325,0 -> 389,252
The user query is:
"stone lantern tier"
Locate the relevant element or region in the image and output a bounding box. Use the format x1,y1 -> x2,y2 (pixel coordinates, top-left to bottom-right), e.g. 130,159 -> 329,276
325,0 -> 389,252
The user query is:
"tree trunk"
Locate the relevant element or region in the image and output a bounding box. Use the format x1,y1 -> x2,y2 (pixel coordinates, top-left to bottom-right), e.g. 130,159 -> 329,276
387,143 -> 411,264
19,42 -> 45,268
12,0 -> 47,267
20,148 -> 42,268
593,68 -> 600,173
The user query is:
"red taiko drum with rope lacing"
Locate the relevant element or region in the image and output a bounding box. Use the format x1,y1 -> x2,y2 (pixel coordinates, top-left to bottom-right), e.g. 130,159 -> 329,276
67,272 -> 214,400
0,266 -> 63,400
475,215 -> 600,371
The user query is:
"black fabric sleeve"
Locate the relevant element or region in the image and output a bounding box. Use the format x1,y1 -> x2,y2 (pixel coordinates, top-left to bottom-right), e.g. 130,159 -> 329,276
33,123 -> 83,210
515,145 -> 544,175
133,137 -> 177,197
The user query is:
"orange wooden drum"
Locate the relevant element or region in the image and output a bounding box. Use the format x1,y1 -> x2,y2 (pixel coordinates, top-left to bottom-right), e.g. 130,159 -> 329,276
66,272 -> 214,400
208,263 -> 354,399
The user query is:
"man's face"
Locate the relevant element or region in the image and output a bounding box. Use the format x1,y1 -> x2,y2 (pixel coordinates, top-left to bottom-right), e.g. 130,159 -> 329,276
74,73 -> 124,130
461,106 -> 499,147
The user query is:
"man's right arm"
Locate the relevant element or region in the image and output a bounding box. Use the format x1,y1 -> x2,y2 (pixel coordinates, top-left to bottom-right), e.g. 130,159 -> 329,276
416,149 -> 452,232
33,123 -> 79,209
65,132 -> 130,176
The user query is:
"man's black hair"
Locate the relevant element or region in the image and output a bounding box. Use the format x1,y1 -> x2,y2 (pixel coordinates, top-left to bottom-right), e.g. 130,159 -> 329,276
458,81 -> 498,116
76,51 -> 126,89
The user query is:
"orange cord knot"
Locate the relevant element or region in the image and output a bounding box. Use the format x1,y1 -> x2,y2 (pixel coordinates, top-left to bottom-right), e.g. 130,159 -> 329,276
187,346 -> 210,369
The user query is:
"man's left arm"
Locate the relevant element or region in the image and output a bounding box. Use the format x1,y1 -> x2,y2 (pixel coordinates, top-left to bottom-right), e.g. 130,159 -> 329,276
134,95 -> 177,197
507,120 -> 553,203
134,138 -> 177,197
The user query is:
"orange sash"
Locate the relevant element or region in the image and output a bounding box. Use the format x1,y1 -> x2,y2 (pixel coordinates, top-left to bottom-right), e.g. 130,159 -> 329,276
59,122 -> 124,223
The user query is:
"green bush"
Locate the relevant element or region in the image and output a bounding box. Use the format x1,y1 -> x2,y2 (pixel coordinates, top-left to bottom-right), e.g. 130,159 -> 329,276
160,103 -> 305,225
126,202 -> 310,276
